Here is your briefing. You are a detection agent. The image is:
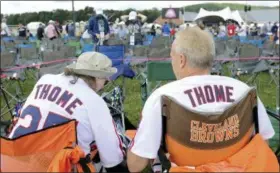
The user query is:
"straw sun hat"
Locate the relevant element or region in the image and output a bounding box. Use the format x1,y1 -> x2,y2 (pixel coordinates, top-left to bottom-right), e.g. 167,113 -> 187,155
66,52 -> 117,78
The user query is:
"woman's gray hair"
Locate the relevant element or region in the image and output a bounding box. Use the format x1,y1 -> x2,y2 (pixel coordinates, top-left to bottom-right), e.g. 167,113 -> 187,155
64,68 -> 97,91
174,27 -> 215,69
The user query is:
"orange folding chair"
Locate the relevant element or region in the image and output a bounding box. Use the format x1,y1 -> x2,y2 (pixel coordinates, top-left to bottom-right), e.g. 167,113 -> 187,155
0,120 -> 96,172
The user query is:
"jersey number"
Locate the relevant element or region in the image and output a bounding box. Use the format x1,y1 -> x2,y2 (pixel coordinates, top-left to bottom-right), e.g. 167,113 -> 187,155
12,105 -> 70,138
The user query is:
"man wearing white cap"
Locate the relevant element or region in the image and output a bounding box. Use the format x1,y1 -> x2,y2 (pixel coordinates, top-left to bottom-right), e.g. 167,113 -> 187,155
8,52 -> 129,172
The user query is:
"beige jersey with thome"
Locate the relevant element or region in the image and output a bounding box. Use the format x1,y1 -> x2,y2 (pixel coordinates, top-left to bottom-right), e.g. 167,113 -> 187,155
130,75 -> 275,159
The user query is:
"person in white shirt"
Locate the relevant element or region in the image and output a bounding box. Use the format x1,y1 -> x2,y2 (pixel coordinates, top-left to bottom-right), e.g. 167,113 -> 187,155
1,18 -> 11,37
9,52 -> 129,172
127,27 -> 275,172
218,22 -> 226,37
238,22 -> 247,37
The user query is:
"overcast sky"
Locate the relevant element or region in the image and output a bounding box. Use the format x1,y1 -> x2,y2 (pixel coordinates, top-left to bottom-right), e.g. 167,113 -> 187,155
1,1 -> 279,15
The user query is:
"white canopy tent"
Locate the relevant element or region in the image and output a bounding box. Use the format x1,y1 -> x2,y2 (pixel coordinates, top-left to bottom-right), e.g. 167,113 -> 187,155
194,7 -> 244,25
194,7 -> 232,21
230,10 -> 244,25
27,22 -> 45,36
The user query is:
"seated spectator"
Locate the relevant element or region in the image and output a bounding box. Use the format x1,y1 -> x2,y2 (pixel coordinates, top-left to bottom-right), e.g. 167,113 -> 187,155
127,27 -> 278,172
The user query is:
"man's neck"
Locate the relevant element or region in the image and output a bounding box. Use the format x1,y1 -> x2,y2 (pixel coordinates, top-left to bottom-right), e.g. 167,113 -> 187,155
180,68 -> 210,79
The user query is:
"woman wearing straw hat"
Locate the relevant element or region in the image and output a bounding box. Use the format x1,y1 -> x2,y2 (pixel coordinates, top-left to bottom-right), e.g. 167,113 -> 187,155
8,52 -> 129,172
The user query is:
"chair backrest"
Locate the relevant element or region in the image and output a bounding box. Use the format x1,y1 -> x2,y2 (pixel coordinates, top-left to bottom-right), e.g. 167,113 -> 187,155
0,120 -> 77,172
215,40 -> 226,55
61,45 -> 76,58
161,88 -> 258,166
148,47 -> 171,59
42,50 -> 65,62
226,39 -> 239,52
107,38 -> 125,46
262,41 -> 275,50
96,45 -> 125,67
4,41 -> 15,50
39,62 -> 71,78
150,36 -> 170,48
133,46 -> 149,57
147,61 -> 175,81
239,44 -> 260,58
275,44 -> 279,56
19,47 -> 38,60
0,52 -> 16,68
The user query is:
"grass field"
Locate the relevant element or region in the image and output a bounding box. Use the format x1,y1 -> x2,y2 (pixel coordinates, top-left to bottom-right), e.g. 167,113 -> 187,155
1,64 -> 279,151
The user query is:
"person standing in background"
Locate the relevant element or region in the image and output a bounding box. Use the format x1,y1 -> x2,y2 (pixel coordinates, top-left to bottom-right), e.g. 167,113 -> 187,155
150,24 -> 156,36
218,22 -> 226,37
37,23 -> 44,40
18,23 -> 27,39
237,22 -> 247,37
162,21 -> 170,36
227,21 -> 236,37
45,20 -> 58,40
1,18 -> 11,37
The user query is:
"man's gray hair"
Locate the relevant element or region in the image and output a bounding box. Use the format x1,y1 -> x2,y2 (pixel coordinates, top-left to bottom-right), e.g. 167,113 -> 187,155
174,27 -> 215,69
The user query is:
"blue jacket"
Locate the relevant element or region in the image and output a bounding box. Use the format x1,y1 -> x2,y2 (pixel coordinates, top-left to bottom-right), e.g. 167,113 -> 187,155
162,24 -> 170,35
88,15 -> 110,43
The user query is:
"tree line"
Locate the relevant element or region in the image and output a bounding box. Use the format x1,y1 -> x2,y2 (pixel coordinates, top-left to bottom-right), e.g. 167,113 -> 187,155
1,3 -> 278,25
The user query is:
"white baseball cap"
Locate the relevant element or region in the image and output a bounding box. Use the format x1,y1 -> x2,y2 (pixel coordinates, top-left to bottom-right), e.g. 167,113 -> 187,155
96,9 -> 104,15
129,11 -> 137,20
66,52 -> 117,78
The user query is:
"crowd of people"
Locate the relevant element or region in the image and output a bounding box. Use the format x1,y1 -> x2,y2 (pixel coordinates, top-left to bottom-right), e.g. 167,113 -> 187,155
199,20 -> 279,43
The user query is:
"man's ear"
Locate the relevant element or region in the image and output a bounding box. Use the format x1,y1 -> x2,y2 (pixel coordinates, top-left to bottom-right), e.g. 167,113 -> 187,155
179,54 -> 187,69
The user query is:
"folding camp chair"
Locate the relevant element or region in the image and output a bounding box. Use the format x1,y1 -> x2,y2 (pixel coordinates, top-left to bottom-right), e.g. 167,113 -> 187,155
0,120 -> 96,172
39,50 -> 74,80
61,45 -> 77,58
262,40 -> 275,57
232,44 -> 269,86
66,41 -> 81,56
226,39 -> 240,58
141,61 -> 175,105
1,52 -> 25,120
96,44 -> 135,132
107,38 -> 125,46
150,36 -> 171,48
16,44 -> 41,81
159,88 -> 279,171
81,43 -> 94,53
